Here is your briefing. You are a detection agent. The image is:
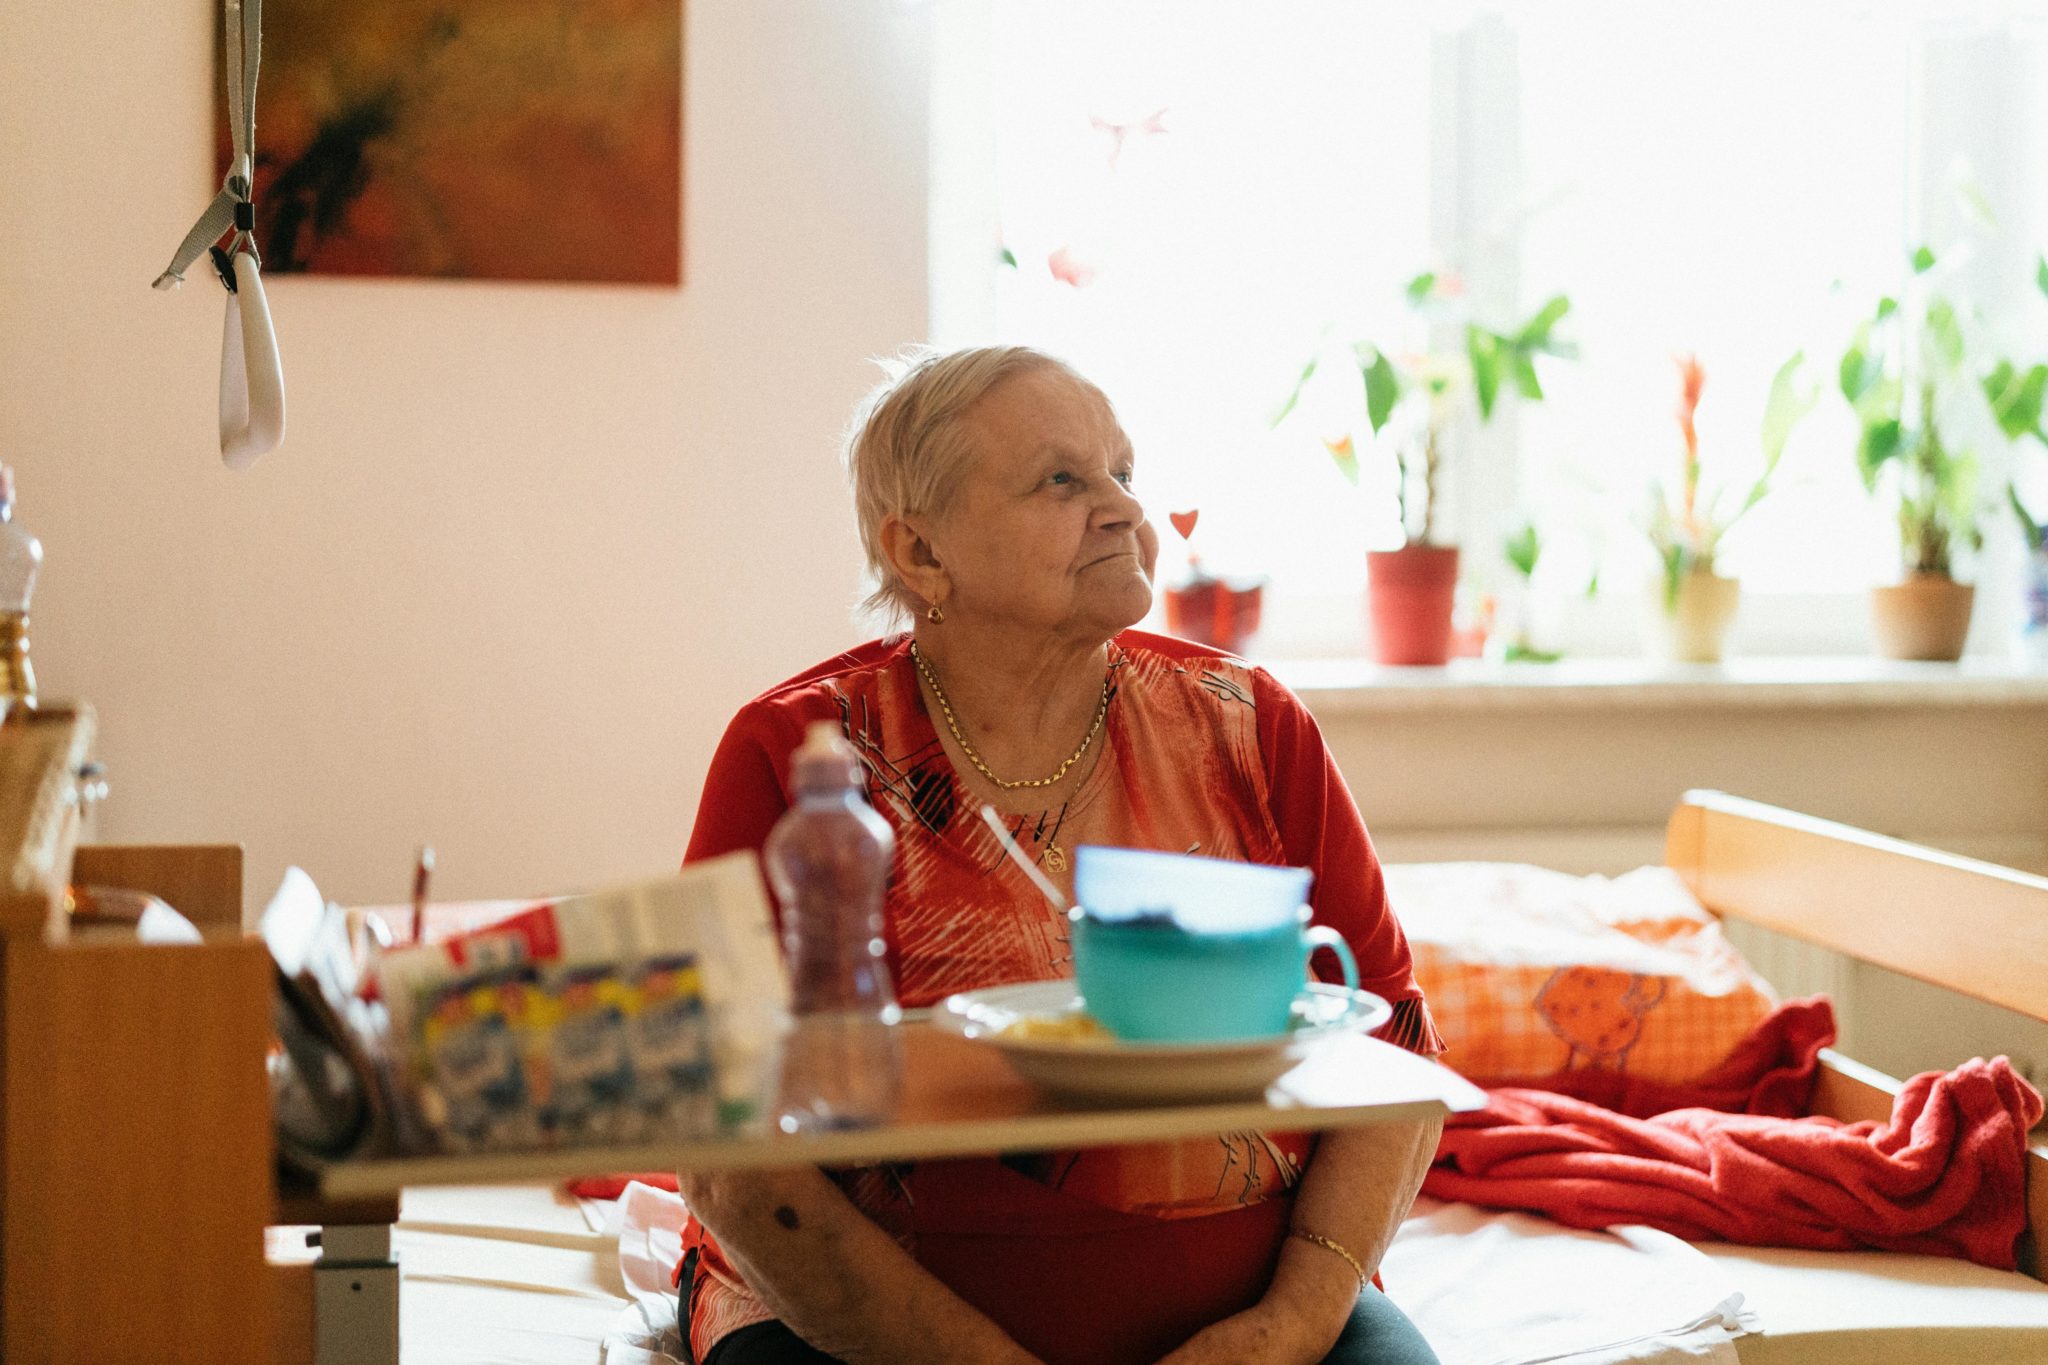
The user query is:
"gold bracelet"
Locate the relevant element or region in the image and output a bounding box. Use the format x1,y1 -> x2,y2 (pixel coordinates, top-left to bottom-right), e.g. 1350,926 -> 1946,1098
1290,1229 -> 1368,1289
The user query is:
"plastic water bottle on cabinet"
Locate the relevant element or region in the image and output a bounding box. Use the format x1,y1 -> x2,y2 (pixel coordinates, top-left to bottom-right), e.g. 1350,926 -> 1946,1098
764,721 -> 903,1132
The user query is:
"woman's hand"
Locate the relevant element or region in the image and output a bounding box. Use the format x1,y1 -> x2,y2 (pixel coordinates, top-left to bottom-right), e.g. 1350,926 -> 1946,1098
680,1165 -> 1044,1365
1156,1114 -> 1446,1365
1151,1297 -> 1325,1365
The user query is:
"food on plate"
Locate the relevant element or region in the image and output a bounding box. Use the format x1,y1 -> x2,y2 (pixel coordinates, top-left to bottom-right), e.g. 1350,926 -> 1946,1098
998,1010 -> 1112,1043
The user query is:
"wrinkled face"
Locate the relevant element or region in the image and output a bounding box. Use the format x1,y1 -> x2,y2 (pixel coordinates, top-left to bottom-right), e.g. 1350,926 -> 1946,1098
926,368 -> 1158,643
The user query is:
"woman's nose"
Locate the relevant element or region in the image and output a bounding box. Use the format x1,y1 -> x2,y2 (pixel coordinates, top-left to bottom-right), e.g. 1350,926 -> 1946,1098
1094,478 -> 1144,527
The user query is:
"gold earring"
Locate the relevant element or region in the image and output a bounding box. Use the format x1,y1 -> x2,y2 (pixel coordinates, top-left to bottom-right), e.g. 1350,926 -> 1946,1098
926,603 -> 946,624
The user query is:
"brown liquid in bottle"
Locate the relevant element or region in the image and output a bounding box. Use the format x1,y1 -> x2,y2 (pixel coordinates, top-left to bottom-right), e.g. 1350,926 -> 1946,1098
0,611 -> 35,723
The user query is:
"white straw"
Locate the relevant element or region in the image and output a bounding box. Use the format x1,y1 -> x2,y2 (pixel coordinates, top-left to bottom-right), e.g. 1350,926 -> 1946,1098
979,804 -> 1069,910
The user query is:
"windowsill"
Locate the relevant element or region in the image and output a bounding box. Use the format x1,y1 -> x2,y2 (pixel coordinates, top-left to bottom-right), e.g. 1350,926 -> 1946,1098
1263,654 -> 2048,715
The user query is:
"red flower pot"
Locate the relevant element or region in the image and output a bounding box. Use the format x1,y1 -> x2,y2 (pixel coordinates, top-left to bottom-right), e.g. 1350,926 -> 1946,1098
1366,544 -> 1460,666
1163,578 -> 1265,655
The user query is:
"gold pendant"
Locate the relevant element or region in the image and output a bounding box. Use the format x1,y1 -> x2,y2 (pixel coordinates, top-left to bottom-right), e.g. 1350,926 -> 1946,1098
1043,843 -> 1068,873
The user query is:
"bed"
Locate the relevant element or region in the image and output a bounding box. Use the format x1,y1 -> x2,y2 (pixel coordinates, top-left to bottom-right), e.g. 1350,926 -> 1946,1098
284,790 -> 2048,1365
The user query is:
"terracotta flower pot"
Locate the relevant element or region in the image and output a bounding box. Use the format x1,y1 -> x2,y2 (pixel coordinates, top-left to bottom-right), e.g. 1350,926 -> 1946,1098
1870,574 -> 1974,661
1163,578 -> 1265,655
1366,544 -> 1459,666
1643,570 -> 1740,664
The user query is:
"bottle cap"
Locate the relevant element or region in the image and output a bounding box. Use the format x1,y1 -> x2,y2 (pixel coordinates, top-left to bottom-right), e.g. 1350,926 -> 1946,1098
791,720 -> 861,791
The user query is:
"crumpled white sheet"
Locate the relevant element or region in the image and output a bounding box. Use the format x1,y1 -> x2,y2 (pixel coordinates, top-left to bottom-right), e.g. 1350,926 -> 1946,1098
600,1182 -> 692,1365
1383,1198 -> 1758,1365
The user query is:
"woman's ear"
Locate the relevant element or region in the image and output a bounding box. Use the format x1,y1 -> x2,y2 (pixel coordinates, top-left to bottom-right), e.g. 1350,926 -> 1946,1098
880,515 -> 950,610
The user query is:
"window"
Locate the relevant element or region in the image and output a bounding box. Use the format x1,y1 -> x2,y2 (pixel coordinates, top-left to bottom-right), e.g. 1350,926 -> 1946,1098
931,2 -> 2048,658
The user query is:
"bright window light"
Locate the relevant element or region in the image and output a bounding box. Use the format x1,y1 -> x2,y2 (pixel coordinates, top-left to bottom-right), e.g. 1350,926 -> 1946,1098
934,2 -> 2048,657
1516,8 -> 1912,598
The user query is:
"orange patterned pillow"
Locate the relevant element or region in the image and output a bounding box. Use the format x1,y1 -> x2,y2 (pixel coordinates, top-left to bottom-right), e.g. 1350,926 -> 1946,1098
1384,863 -> 1777,1084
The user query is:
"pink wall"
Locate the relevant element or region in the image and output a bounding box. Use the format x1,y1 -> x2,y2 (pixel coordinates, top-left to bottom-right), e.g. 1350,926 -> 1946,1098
0,1 -> 931,912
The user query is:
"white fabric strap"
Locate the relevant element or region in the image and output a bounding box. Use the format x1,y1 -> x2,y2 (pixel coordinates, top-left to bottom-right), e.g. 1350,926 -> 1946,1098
155,0 -> 284,467
220,254 -> 284,470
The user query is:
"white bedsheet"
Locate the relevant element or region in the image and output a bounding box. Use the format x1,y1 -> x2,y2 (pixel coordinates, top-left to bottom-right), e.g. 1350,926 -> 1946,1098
395,1184 -> 625,1365
1382,1198 -> 1755,1365
366,1185 -> 2048,1365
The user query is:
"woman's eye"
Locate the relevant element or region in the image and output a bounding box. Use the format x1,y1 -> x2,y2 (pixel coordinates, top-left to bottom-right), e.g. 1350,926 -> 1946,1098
1047,471 -> 1074,487
1114,469 -> 1135,488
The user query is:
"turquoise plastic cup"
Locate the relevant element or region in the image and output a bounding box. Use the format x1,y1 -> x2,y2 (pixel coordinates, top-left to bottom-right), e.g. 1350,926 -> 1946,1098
1068,905 -> 1360,1042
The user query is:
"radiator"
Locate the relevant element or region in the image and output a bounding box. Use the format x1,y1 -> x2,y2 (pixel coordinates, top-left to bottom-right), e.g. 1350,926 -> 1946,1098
1721,920 -> 1862,1052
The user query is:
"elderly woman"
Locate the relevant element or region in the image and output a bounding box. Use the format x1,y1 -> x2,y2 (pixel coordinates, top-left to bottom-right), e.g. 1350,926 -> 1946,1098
677,346 -> 1446,1365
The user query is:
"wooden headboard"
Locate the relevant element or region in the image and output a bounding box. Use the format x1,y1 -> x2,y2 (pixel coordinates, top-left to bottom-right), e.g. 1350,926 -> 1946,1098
1664,789 -> 2048,1281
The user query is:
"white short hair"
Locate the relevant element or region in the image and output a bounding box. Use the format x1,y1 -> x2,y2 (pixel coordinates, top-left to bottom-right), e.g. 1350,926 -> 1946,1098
844,344 -> 1092,624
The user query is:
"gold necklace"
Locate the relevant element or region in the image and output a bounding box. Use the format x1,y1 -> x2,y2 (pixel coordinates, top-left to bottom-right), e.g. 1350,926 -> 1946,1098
909,640 -> 1112,800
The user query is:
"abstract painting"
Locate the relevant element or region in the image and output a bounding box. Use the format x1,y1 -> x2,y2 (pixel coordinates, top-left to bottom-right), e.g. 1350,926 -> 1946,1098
221,0 -> 681,285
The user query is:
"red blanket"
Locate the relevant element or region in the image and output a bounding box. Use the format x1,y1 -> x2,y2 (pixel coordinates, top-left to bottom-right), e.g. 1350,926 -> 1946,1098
1425,1052 -> 2044,1270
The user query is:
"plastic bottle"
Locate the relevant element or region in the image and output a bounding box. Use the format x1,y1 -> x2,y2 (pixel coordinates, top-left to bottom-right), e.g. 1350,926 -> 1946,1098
0,466 -> 42,721
763,721 -> 903,1132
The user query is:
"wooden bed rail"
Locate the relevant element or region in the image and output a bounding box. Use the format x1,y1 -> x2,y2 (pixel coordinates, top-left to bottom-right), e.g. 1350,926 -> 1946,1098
1665,790 -> 2048,1283
1664,790 -> 2048,1026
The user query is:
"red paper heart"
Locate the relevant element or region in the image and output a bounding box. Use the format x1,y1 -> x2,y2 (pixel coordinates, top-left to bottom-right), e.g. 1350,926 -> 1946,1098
1169,509 -> 1199,542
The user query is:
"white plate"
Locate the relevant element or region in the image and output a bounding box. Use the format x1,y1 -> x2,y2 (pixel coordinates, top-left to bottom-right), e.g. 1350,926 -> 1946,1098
933,980 -> 1392,1103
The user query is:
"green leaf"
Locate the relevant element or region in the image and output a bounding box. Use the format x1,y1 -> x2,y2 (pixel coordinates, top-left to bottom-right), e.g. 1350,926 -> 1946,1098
1984,361 -> 2048,442
1404,272 -> 1437,305
1660,544 -> 1686,612
1504,522 -> 1541,579
1270,353 -> 1320,428
1759,350 -> 1818,466
2011,482 -> 2046,552
1925,298 -> 1965,369
998,245 -> 1018,269
1875,296 -> 1898,322
2037,253 -> 2048,300
1467,326 -> 1502,420
1857,419 -> 1903,490
1509,350 -> 1544,401
1839,334 -> 1876,404
1361,349 -> 1401,434
1912,245 -> 1937,274
1514,294 -> 1572,349
1939,447 -> 1981,524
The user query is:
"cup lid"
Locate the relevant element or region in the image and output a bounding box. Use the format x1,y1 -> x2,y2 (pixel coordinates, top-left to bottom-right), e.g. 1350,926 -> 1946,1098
1072,845 -> 1312,935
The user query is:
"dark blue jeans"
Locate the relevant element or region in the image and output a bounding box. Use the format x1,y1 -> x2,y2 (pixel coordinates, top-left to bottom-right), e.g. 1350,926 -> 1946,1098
700,1286 -> 1440,1364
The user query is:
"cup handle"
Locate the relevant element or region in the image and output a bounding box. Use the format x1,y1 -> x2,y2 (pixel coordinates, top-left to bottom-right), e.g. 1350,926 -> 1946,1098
1303,925 -> 1359,993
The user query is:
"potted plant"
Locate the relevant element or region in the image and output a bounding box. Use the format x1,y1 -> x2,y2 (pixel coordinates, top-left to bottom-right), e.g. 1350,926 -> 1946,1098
1160,509 -> 1264,655
1841,246 -> 2045,661
1273,272 -> 1575,665
1498,520 -> 1562,663
1638,353 -> 1816,663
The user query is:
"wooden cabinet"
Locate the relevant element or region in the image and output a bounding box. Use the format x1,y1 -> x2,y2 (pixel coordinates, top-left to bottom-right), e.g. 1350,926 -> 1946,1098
0,706 -> 276,1364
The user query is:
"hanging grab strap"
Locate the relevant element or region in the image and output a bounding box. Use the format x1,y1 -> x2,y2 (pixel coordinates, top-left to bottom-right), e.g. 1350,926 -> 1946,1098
154,0 -> 285,470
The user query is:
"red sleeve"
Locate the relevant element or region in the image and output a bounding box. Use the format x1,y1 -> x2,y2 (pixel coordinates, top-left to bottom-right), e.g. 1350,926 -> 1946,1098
682,701 -> 805,867
1251,667 -> 1444,1057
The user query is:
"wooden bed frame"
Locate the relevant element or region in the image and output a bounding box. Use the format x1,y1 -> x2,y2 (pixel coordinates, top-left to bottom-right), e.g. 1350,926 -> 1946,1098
1665,788 -> 2048,1283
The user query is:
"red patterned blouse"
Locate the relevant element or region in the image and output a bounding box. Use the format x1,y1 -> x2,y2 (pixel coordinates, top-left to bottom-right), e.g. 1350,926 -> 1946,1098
677,630 -> 1441,1365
